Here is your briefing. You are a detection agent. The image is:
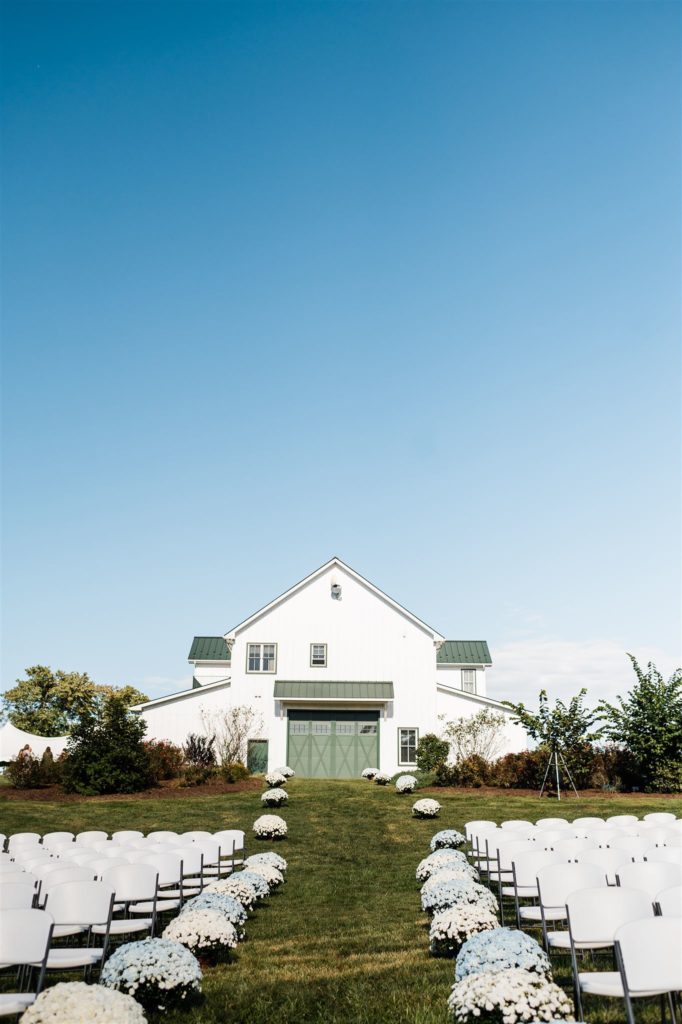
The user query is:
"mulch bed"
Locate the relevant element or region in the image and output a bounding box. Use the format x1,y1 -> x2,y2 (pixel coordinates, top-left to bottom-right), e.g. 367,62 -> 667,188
0,776 -> 263,803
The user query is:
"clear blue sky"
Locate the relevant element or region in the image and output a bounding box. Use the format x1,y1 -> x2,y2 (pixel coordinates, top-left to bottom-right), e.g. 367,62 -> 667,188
2,1 -> 680,706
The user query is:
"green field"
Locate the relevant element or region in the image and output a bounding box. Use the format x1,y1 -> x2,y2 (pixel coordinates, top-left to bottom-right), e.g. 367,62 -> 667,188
2,781 -> 678,1023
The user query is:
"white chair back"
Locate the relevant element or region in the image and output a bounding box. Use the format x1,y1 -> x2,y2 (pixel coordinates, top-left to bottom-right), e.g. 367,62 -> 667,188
567,886 -> 653,944
655,885 -> 682,916
510,849 -> 561,889
573,816 -> 605,826
500,820 -> 534,831
0,908 -> 53,966
585,828 -> 623,849
138,852 -> 182,886
112,831 -> 144,843
8,833 -> 41,850
579,847 -> 634,885
615,916 -> 682,993
42,832 -> 75,849
464,820 -> 496,841
552,837 -> 597,859
537,862 -> 605,909
181,830 -> 212,841
607,814 -> 639,825
44,880 -> 115,926
645,847 -> 682,867
611,836 -> 653,859
616,861 -> 682,898
147,831 -> 180,843
0,881 -> 36,909
88,857 -> 130,879
102,863 -> 158,902
643,813 -> 677,825
75,831 -> 108,845
536,818 -> 569,829
170,846 -> 203,875
40,866 -> 93,892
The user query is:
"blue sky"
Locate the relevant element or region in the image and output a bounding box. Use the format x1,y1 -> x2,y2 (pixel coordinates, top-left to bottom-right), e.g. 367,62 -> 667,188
2,1 -> 680,707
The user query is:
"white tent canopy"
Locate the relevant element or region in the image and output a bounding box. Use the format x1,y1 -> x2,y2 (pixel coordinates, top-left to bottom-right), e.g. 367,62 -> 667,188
0,721 -> 69,762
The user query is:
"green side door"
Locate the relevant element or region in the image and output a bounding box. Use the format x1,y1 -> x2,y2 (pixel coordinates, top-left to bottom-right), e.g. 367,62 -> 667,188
287,710 -> 379,778
247,739 -> 268,773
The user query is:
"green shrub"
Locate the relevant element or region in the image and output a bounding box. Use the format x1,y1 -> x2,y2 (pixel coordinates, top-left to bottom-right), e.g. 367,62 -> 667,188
5,747 -> 45,789
144,739 -> 184,782
183,733 -> 216,768
180,765 -> 215,787
415,734 -> 449,772
220,761 -> 249,783
434,755 -> 491,787
489,749 -> 546,789
61,695 -> 154,795
39,746 -> 62,784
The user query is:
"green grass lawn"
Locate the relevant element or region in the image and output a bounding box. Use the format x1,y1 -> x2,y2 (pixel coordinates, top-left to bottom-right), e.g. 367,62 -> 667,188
2,781 -> 679,1023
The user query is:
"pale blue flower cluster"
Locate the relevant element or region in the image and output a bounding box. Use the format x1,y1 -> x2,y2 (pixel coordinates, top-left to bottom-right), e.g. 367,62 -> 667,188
430,829 -> 466,852
421,878 -> 498,916
244,851 -> 288,873
100,937 -> 202,1010
455,927 -> 551,982
238,869 -> 271,899
182,891 -> 248,932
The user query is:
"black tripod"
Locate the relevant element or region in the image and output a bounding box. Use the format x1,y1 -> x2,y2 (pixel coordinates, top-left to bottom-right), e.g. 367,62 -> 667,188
539,745 -> 579,799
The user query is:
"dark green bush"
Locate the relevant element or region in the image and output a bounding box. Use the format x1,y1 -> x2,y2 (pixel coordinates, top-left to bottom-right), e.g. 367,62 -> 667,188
144,739 -> 184,782
220,761 -> 249,783
5,747 -> 45,789
61,695 -> 154,795
183,733 -> 216,768
180,765 -> 215,787
415,734 -> 449,772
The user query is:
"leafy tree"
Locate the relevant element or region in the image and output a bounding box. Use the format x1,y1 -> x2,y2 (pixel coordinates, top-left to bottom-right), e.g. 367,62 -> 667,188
1,665 -> 147,736
200,705 -> 263,766
415,733 -> 450,772
440,709 -> 507,764
61,694 -> 154,795
599,656 -> 682,793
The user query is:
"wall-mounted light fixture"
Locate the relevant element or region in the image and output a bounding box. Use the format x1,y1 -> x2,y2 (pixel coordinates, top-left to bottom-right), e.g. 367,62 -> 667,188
331,583 -> 342,600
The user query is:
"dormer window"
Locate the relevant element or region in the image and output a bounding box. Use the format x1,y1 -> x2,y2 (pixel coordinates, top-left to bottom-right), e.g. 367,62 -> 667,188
310,643 -> 327,667
247,643 -> 277,673
461,669 -> 476,693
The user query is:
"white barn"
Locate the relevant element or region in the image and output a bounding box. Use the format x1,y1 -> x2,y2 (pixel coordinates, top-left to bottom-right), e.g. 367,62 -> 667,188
133,558 -> 525,776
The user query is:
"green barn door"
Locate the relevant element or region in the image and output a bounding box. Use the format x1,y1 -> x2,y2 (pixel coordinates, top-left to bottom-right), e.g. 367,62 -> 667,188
287,710 -> 379,778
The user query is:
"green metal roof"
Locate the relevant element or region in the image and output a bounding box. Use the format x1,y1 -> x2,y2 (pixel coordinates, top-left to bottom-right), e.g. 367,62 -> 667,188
188,636 -> 231,661
273,681 -> 394,700
437,641 -> 492,665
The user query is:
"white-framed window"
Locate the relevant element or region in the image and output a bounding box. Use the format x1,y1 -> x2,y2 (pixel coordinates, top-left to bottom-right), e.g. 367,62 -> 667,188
461,669 -> 476,693
310,643 -> 327,667
247,643 -> 277,673
399,727 -> 418,765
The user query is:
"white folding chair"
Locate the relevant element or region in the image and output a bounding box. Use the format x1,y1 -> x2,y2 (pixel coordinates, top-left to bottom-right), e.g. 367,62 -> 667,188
470,826 -> 500,873
521,862 -> 605,949
579,848 -> 632,885
137,852 -> 183,913
147,831 -> 180,843
607,814 -> 639,826
530,829 -> 569,850
181,830 -> 213,841
610,836 -> 653,860
101,864 -> 159,935
7,834 -> 41,852
0,908 -> 53,1017
643,813 -> 677,825
213,829 -> 245,869
87,857 -> 131,879
616,861 -> 682,899
583,828 -> 623,848
39,869 -> 94,937
500,819 -> 534,831
75,831 -> 108,845
567,887 -> 655,1020
508,850 -> 562,927
111,831 -> 144,844
0,855 -> 18,874
490,840 -> 533,924
573,816 -> 606,826
41,881 -> 114,973
645,847 -> 682,867
0,882 -> 36,910
191,839 -> 224,879
42,832 -> 75,849
615,917 -> 682,1024
168,846 -> 205,897
536,818 -> 570,829
551,837 -> 598,860
655,885 -> 682,917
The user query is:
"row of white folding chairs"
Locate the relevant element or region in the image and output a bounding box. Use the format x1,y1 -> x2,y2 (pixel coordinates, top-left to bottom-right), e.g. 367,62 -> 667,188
2,827 -> 245,853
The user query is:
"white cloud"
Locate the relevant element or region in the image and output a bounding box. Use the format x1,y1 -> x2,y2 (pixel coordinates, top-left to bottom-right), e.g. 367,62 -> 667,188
488,637 -> 680,708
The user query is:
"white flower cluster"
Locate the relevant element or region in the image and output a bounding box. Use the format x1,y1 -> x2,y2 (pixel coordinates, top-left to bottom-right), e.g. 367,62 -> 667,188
396,774 -> 418,793
412,798 -> 441,818
182,892 -> 248,934
421,878 -> 498,917
236,869 -> 271,900
253,814 -> 288,840
20,982 -> 146,1023
361,767 -> 378,779
261,787 -> 288,807
420,866 -> 480,900
205,875 -> 259,910
276,765 -> 295,777
244,851 -> 287,873
163,907 -> 239,958
245,861 -> 284,890
455,928 -> 551,982
429,904 -> 499,958
374,771 -> 391,785
430,829 -> 466,851
100,937 -> 202,1011
447,967 -> 574,1022
264,770 -> 288,788
416,849 -> 469,882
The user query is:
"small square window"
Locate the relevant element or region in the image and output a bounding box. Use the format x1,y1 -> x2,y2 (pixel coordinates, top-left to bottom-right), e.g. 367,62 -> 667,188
310,643 -> 327,667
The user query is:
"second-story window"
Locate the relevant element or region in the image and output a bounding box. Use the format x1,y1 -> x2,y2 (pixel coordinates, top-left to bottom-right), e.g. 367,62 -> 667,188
461,668 -> 476,693
310,643 -> 327,667
247,643 -> 277,673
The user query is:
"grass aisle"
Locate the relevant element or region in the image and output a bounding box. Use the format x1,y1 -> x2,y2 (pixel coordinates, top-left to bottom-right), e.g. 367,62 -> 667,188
1,780 -> 676,1023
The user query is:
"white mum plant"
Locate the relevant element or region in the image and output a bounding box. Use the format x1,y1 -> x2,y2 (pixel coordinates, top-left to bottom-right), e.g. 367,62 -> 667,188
447,967 -> 574,1022
261,787 -> 288,807
243,861 -> 284,890
100,937 -> 202,1011
253,814 -> 288,840
374,771 -> 391,785
395,774 -> 418,793
361,767 -> 378,779
20,982 -> 146,1023
244,851 -> 287,873
264,770 -> 287,788
430,829 -> 467,851
412,798 -> 441,818
204,875 -> 259,911
421,878 -> 498,917
429,904 -> 499,957
416,850 -> 469,882
455,928 -> 552,981
276,766 -> 295,777
182,892 -> 248,936
236,869 -> 271,900
420,866 -> 480,899
164,907 -> 239,960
